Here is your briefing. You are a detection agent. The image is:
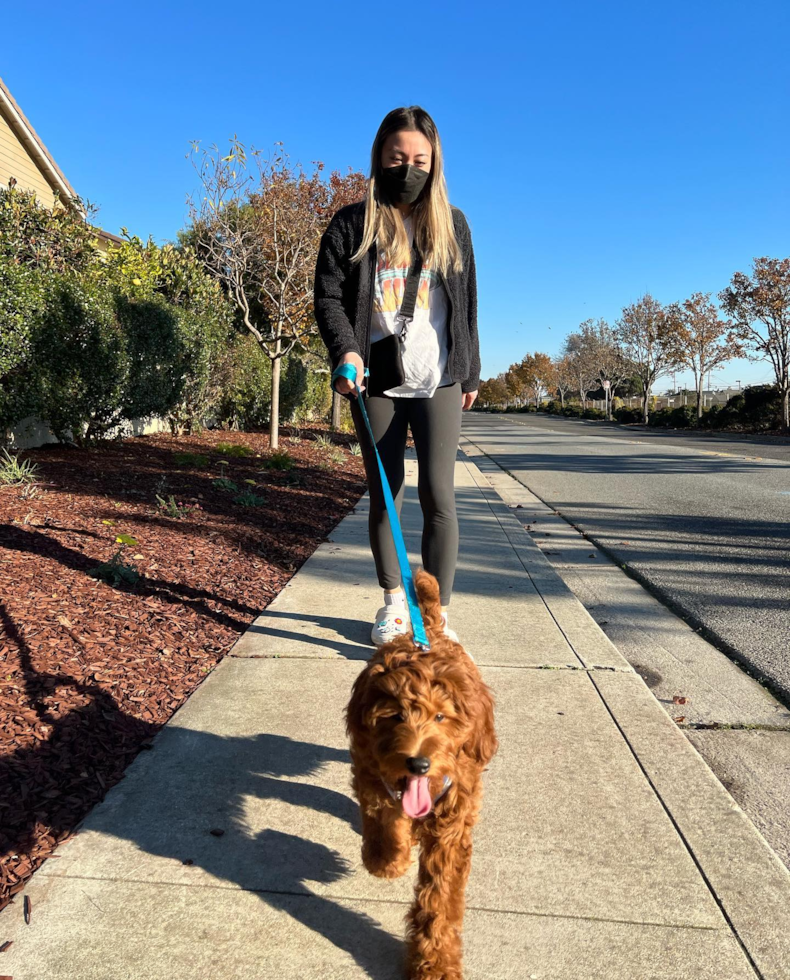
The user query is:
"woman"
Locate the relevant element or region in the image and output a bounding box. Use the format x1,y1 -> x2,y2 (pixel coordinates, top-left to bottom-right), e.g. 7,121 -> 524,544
314,105 -> 479,646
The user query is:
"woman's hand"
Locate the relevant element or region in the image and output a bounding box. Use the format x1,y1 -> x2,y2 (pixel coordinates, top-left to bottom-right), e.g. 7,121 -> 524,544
334,352 -> 365,397
462,390 -> 478,411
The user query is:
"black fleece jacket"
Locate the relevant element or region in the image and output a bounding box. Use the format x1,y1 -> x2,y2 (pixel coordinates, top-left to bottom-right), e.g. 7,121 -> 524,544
314,202 -> 480,393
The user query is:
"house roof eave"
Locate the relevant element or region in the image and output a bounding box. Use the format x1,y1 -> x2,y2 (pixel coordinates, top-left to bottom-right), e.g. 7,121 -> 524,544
0,75 -> 83,213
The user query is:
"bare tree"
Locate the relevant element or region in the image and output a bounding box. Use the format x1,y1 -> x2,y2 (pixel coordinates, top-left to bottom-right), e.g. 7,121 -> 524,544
188,138 -> 364,448
325,171 -> 368,430
578,318 -> 632,420
616,294 -> 679,423
720,257 -> 790,430
665,292 -> 743,420
561,331 -> 597,409
552,354 -> 576,409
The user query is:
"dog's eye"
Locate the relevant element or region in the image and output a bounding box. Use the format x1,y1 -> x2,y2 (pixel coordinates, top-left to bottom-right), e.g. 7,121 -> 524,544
435,713 -> 445,722
393,713 -> 404,722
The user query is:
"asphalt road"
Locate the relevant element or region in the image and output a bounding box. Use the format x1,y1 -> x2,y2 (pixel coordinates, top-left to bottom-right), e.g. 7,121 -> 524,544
463,413 -> 790,700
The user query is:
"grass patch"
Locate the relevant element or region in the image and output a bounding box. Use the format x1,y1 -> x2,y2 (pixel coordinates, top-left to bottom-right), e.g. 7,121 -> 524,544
215,442 -> 253,458
212,478 -> 239,492
233,491 -> 266,508
173,452 -> 210,467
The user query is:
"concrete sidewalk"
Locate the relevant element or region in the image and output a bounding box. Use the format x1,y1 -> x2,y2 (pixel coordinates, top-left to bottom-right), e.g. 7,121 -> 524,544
3,452 -> 790,979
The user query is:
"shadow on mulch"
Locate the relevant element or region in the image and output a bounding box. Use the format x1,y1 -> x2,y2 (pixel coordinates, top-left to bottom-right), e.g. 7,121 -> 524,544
0,426 -> 367,910
0,600 -> 158,901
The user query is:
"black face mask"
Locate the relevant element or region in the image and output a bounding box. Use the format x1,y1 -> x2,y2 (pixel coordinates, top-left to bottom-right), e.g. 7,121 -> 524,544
379,164 -> 430,205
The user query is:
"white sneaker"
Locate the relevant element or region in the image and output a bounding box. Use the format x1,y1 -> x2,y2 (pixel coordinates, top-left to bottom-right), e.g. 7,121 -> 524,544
371,597 -> 410,646
441,612 -> 459,643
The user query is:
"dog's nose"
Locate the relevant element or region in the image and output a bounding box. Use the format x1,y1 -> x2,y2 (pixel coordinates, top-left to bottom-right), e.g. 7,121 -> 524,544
406,756 -> 431,775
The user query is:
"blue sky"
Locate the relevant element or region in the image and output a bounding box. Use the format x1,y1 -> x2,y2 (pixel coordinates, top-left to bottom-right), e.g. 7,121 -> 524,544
3,0 -> 788,390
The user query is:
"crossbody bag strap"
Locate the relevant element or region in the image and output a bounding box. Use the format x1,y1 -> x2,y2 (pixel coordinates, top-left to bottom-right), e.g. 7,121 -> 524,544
396,248 -> 423,340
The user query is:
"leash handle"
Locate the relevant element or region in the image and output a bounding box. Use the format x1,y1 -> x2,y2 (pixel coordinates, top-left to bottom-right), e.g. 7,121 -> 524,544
332,362 -> 430,650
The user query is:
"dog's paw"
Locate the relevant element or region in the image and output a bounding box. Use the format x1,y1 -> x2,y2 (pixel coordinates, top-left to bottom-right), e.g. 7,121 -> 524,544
407,935 -> 463,980
362,842 -> 413,879
408,962 -> 462,980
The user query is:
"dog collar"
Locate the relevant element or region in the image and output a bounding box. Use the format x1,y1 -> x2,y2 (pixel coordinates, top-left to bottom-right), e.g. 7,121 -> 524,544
382,775 -> 453,807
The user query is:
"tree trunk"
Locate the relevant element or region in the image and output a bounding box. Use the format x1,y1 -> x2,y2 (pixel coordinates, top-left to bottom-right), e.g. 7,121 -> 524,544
783,381 -> 790,431
696,378 -> 704,420
330,390 -> 342,432
642,389 -> 649,424
270,354 -> 281,450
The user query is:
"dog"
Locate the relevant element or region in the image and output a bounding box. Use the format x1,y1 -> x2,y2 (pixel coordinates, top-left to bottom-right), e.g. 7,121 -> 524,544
345,571 -> 497,980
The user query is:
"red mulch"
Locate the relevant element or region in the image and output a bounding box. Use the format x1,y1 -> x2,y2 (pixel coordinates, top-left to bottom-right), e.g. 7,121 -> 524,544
0,427 -> 366,911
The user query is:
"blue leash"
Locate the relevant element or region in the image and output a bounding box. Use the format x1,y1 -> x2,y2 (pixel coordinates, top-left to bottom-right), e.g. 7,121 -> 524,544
332,363 -> 430,650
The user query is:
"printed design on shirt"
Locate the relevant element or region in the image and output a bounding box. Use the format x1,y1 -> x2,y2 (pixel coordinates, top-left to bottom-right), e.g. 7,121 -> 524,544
374,251 -> 440,315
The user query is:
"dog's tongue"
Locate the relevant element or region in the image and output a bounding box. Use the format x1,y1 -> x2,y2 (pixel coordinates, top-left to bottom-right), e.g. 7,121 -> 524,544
402,776 -> 432,819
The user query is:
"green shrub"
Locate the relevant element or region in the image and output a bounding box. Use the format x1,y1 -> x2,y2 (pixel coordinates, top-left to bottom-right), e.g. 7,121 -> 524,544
582,407 -> 605,420
280,354 -> 332,423
614,407 -> 642,424
668,405 -> 697,428
98,235 -> 237,434
173,452 -> 210,467
0,191 -> 331,440
213,332 -> 273,429
648,406 -> 696,428
215,442 -> 253,457
700,404 -> 722,429
0,184 -> 99,274
212,478 -> 239,492
0,259 -> 44,426
233,490 -> 266,507
115,295 -> 187,422
562,405 -> 582,418
648,408 -> 672,427
28,273 -> 129,443
741,385 -> 781,430
260,449 -> 294,471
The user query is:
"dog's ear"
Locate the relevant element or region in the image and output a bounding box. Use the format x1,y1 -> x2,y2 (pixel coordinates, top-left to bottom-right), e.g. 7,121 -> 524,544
465,679 -> 497,767
345,662 -> 385,739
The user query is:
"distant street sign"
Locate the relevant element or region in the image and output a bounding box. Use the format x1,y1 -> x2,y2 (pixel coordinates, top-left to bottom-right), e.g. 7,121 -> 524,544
602,380 -> 611,389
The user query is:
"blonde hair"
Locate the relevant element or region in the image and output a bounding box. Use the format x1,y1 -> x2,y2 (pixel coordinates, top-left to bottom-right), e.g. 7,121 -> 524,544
351,106 -> 463,276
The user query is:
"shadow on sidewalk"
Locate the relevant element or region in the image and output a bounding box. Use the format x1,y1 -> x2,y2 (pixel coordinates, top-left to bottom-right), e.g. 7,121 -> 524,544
48,725 -> 405,978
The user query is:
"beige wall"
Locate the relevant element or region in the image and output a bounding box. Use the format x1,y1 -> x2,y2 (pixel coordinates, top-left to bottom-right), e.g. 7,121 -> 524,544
0,110 -> 58,207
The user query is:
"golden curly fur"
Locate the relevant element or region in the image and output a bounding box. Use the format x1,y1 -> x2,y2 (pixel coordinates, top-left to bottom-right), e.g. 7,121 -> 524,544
346,571 -> 497,980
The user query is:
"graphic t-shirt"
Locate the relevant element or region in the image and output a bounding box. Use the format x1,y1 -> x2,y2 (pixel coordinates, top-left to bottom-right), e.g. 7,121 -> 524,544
370,215 -> 452,398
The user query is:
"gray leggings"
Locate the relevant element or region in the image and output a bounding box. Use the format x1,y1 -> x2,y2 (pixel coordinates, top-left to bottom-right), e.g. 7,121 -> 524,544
350,383 -> 462,606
